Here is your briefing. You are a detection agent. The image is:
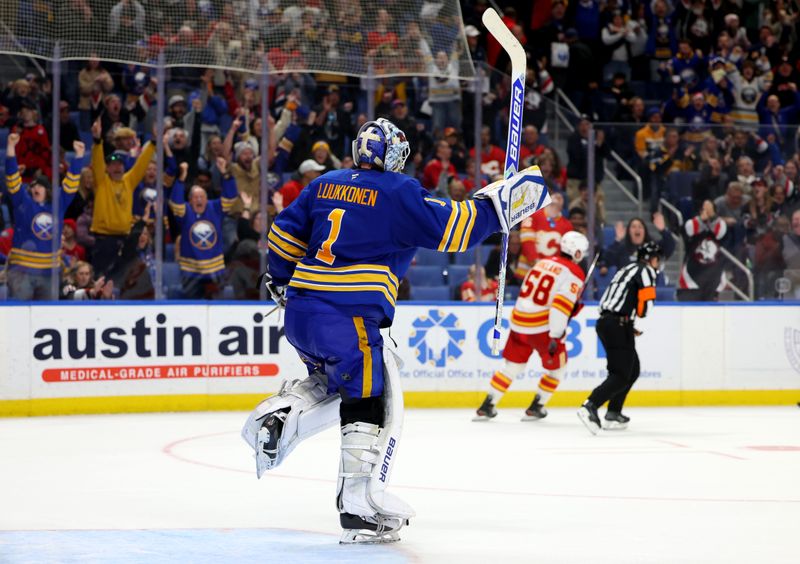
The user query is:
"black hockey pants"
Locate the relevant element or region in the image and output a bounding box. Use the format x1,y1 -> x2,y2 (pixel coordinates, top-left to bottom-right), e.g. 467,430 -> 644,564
587,313 -> 640,412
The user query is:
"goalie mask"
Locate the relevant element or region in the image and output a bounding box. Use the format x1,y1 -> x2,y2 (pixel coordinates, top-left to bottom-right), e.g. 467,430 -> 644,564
352,118 -> 410,173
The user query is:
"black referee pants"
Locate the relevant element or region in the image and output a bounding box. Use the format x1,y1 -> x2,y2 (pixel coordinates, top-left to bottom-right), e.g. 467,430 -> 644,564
588,314 -> 640,412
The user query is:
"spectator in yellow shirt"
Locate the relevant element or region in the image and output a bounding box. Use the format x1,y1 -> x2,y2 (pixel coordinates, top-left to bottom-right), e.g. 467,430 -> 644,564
89,118 -> 155,278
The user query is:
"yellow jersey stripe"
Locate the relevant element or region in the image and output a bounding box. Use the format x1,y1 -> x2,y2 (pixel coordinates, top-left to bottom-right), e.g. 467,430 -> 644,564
268,241 -> 302,263
6,173 -> 22,194
9,248 -> 57,258
292,270 -> 398,301
553,295 -> 575,308
457,201 -> 477,252
552,302 -> 572,316
271,224 -> 308,251
447,202 -> 470,252
296,263 -> 399,290
177,255 -> 225,267
268,230 -> 305,258
437,201 -> 460,251
288,280 -> 397,306
353,316 -> 372,397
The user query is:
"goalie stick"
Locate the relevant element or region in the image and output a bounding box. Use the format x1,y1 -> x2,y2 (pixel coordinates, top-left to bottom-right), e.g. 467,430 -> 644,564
482,8 -> 527,355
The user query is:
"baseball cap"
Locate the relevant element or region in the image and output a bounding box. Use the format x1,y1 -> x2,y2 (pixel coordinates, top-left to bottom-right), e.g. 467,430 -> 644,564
63,218 -> 77,233
298,159 -> 326,175
646,106 -> 661,119
105,151 -> 127,164
311,140 -> 330,153
244,78 -> 259,90
464,25 -> 480,38
443,127 -> 458,137
565,28 -> 578,40
168,94 -> 186,108
30,175 -> 51,192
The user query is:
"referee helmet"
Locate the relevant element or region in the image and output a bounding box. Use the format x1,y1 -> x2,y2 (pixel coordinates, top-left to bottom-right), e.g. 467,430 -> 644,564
637,241 -> 664,262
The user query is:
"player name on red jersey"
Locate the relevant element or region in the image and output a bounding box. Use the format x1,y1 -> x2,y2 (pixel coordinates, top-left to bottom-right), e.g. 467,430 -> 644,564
317,183 -> 379,207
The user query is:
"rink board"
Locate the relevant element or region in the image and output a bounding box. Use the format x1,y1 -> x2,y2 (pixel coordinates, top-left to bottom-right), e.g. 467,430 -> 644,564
0,302 -> 798,415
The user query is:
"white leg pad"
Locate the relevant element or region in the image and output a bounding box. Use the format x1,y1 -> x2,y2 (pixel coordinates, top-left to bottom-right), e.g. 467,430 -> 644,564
336,345 -> 415,543
241,372 -> 341,477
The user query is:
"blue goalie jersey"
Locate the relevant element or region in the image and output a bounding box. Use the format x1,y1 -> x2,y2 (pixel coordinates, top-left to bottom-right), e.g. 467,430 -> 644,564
268,168 -> 503,326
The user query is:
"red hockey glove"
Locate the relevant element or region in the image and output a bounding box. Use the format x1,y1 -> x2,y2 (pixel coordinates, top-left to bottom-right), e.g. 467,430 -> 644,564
547,338 -> 559,357
571,301 -> 584,317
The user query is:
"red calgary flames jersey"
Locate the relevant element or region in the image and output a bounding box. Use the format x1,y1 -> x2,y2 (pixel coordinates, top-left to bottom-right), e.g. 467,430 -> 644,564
515,213 -> 573,278
510,255 -> 585,337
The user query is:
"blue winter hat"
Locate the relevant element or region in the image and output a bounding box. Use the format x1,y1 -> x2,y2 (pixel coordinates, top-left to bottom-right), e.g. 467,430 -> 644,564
646,106 -> 661,117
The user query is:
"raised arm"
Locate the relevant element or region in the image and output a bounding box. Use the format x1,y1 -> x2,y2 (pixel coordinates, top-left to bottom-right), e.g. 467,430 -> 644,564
90,118 -> 106,180
4,133 -> 27,206
60,140 -> 86,214
168,162 -> 188,223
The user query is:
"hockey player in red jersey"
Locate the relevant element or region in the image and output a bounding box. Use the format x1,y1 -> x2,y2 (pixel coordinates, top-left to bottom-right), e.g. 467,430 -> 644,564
515,192 -> 573,278
474,231 -> 589,421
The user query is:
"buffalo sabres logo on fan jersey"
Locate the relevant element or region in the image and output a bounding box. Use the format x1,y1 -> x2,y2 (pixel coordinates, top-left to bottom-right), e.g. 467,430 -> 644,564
31,212 -> 54,241
190,220 -> 217,250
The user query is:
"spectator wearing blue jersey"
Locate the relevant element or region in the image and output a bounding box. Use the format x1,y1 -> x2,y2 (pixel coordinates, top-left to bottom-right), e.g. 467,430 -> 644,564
4,132 -> 85,300
169,158 -> 237,299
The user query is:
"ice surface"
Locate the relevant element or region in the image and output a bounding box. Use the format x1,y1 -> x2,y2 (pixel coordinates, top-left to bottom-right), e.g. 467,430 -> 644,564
1,407 -> 798,563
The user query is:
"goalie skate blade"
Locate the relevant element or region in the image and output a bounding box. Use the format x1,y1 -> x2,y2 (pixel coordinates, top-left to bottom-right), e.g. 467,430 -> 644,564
577,409 -> 601,435
339,530 -> 401,545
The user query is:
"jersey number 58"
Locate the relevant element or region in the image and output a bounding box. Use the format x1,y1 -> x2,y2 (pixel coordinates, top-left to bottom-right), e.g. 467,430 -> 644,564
519,270 -> 554,306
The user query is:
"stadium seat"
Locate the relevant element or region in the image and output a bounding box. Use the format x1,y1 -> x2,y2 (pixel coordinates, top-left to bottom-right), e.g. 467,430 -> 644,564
162,262 -> 182,287
165,243 -> 175,262
406,265 -> 444,286
414,247 -> 449,267
593,265 -> 617,300
410,285 -> 450,301
447,264 -> 471,290
505,285 -> 520,301
166,284 -> 185,300
602,225 -> 616,248
452,250 -> 482,266
656,286 -> 676,301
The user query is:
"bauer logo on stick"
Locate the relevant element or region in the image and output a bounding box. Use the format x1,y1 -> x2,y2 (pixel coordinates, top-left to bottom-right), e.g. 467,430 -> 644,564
505,79 -> 524,174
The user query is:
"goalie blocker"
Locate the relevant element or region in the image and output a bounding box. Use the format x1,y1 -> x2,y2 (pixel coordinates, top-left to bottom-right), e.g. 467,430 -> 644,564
473,165 -> 551,233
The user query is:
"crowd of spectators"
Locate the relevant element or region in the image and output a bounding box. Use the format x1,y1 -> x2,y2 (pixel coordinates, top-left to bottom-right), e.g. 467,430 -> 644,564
0,0 -> 800,302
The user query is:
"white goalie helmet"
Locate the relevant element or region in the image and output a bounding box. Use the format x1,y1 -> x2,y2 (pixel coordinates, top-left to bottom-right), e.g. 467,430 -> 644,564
560,231 -> 589,262
352,117 -> 410,173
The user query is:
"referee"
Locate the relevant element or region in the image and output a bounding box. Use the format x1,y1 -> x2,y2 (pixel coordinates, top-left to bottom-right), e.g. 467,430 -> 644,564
577,241 -> 663,435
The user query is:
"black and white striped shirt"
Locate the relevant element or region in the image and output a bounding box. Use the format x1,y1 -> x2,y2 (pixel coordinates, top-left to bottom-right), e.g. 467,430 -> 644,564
599,262 -> 657,318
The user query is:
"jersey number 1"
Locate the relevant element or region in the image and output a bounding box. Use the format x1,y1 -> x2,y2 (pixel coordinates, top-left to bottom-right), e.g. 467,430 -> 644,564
316,208 -> 345,265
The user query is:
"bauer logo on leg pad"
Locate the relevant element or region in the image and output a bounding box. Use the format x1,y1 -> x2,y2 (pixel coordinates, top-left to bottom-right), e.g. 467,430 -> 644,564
379,437 -> 396,483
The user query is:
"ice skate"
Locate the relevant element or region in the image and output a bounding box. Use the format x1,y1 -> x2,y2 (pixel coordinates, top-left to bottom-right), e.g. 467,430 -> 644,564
577,400 -> 601,435
472,394 -> 498,421
339,512 -> 408,544
604,411 -> 630,430
521,393 -> 548,421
